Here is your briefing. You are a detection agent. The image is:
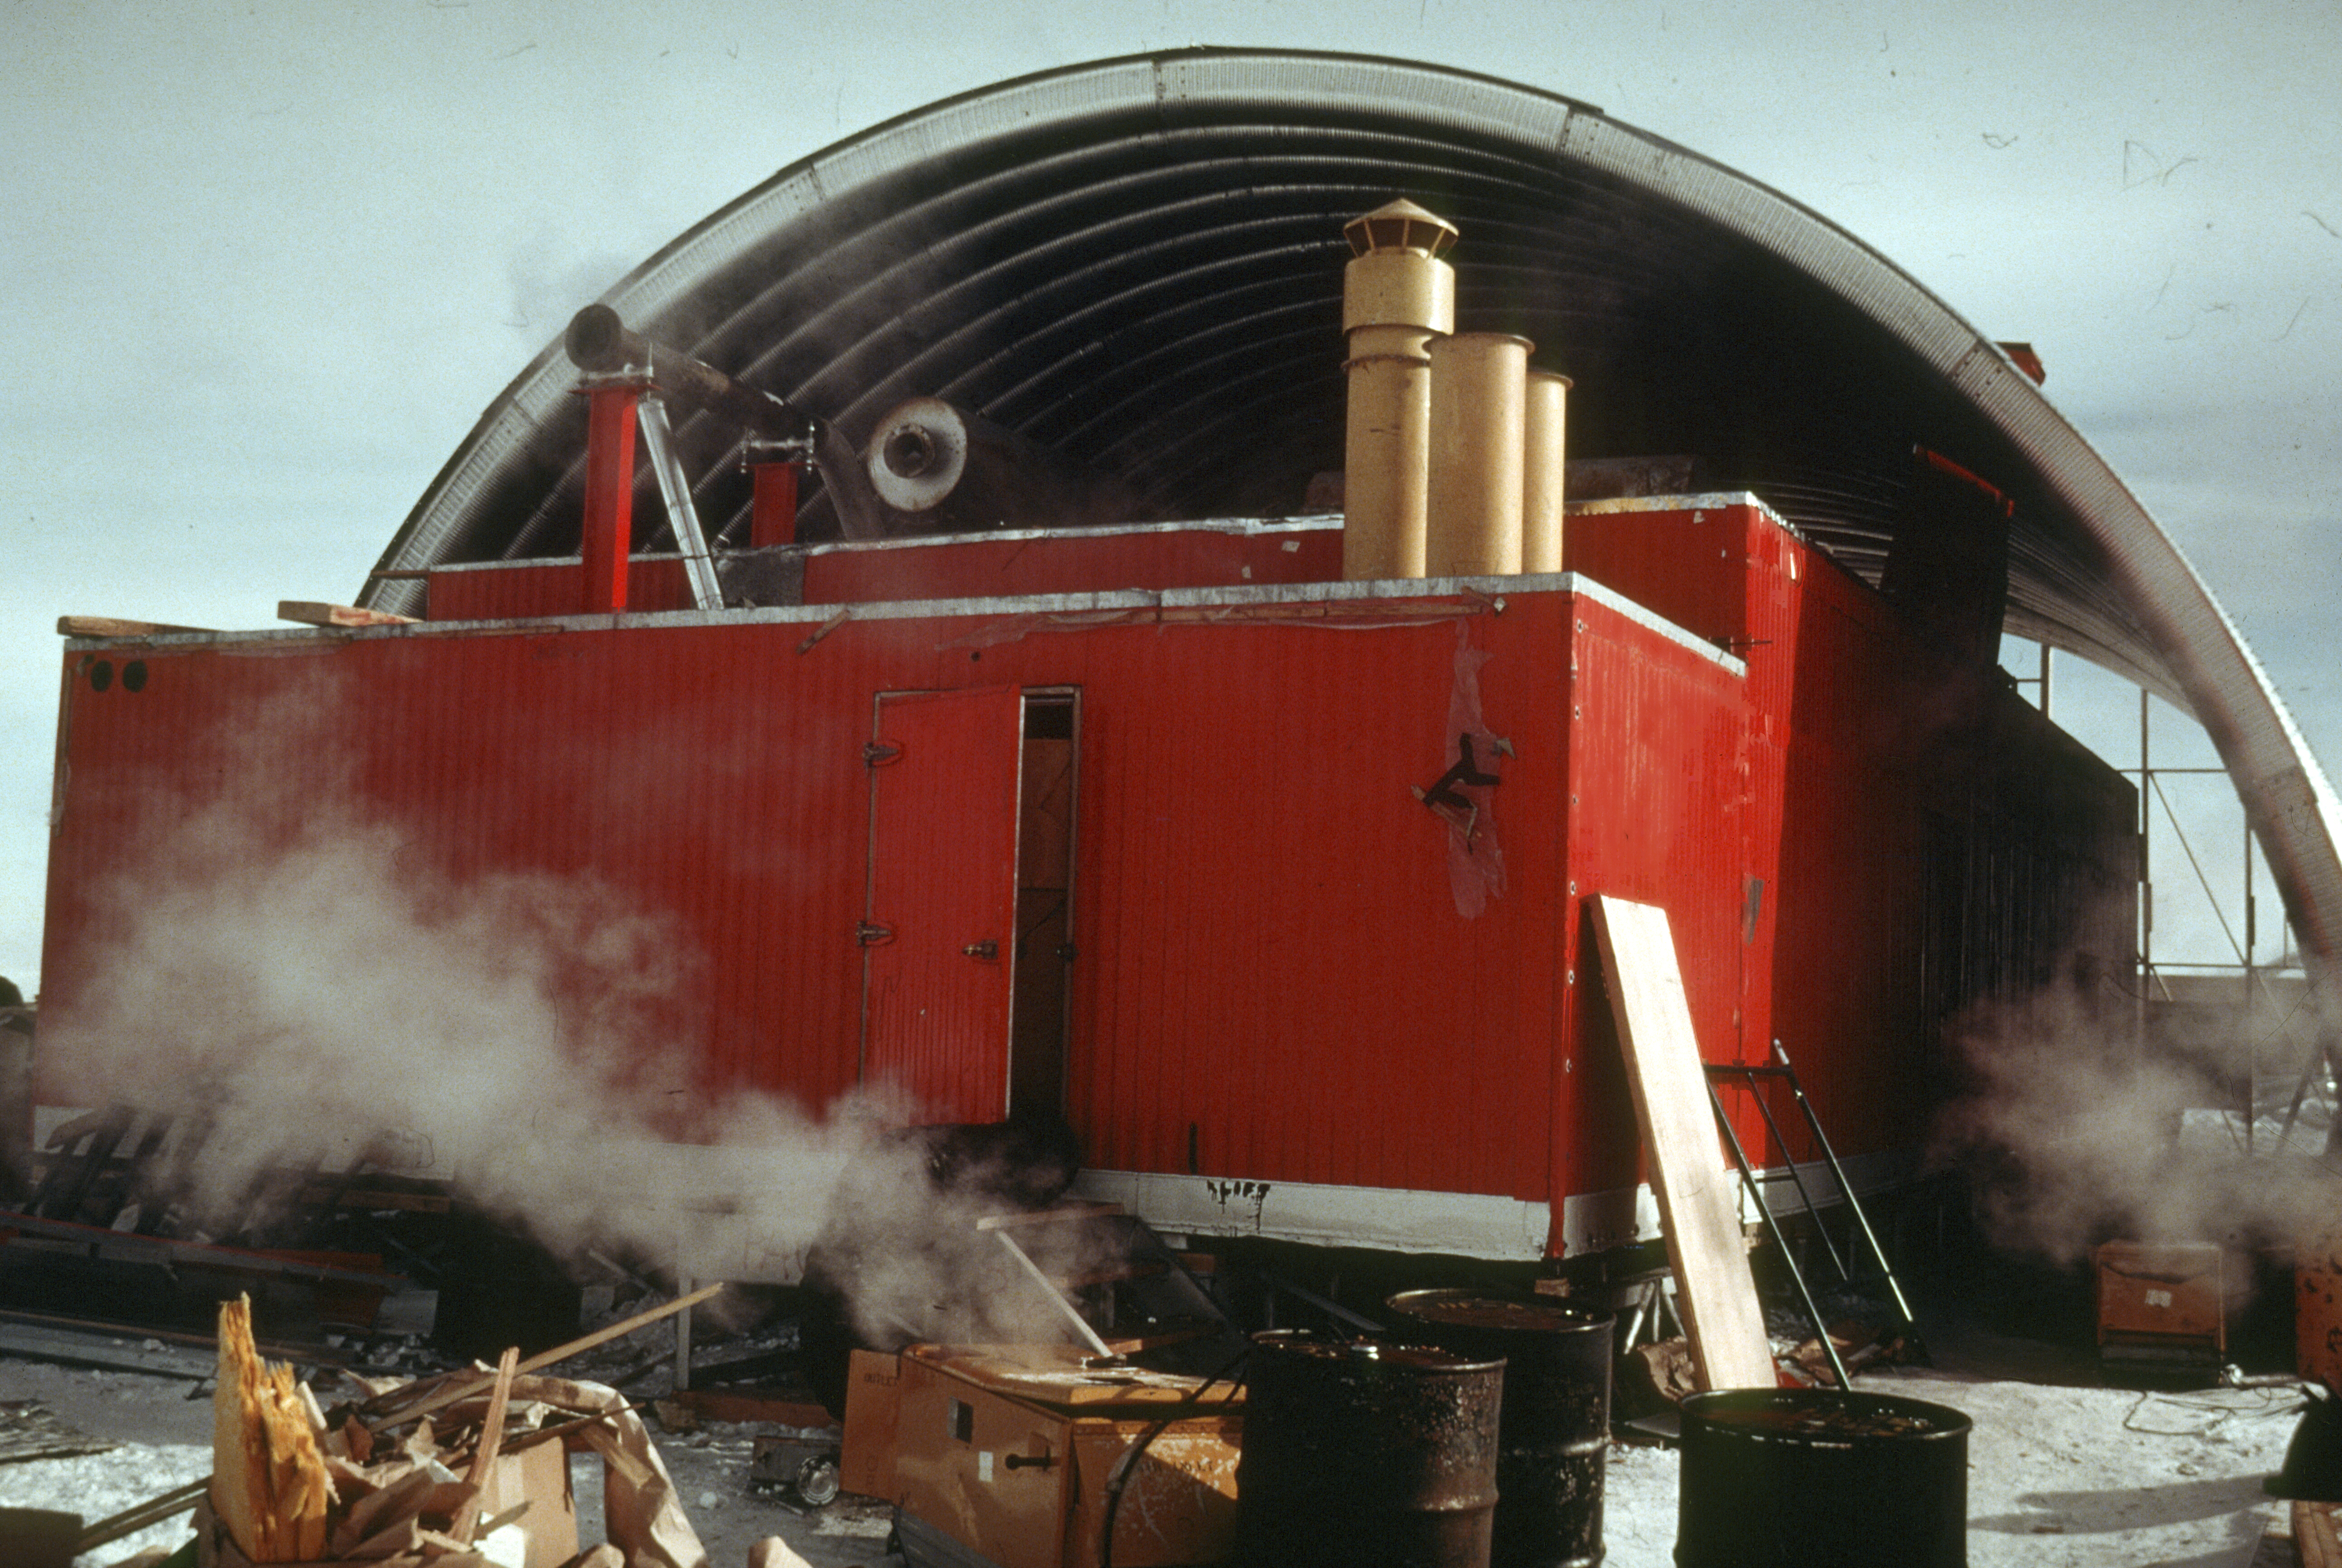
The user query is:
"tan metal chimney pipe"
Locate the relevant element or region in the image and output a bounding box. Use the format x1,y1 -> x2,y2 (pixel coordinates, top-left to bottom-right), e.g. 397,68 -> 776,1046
1523,370 -> 1571,574
1426,332 -> 1533,577
1341,201 -> 1457,580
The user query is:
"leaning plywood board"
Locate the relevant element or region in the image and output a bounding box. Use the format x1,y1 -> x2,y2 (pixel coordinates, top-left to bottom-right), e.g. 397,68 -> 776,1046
1592,895 -> 1777,1391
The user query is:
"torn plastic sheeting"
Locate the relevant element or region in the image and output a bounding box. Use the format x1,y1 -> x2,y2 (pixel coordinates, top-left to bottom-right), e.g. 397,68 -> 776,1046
1442,623 -> 1509,919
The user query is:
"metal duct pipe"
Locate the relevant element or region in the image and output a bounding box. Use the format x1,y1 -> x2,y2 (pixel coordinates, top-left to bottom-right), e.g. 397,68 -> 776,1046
566,304 -> 814,443
1427,333 -> 1532,577
1341,200 -> 1457,581
564,304 -> 887,540
863,395 -> 1141,534
1523,371 -> 1571,575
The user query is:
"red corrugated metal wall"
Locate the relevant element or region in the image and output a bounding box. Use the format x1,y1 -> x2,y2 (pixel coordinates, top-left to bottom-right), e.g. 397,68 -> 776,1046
41,497 -> 2136,1254
1063,599 -> 1572,1202
423,527 -> 1346,623
803,527 -> 1343,605
426,557 -> 698,621
42,598 -> 1582,1205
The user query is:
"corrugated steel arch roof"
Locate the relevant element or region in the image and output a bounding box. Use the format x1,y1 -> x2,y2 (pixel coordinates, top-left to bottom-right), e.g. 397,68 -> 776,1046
361,47 -> 2342,995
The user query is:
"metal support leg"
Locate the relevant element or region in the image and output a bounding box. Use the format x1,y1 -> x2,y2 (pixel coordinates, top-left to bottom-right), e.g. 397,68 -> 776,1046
1709,1081 -> 1847,1388
1773,1044 -> 1917,1328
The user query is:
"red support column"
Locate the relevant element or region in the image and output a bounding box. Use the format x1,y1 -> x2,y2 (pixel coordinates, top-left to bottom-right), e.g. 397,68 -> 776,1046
749,460 -> 801,547
580,384 -> 643,612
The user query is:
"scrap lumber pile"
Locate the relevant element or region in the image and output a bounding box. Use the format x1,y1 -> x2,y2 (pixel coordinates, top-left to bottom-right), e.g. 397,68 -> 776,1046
200,1292 -> 710,1568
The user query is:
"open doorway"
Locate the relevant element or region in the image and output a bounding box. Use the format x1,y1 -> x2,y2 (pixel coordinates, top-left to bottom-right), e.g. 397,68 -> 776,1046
1010,690 -> 1077,1123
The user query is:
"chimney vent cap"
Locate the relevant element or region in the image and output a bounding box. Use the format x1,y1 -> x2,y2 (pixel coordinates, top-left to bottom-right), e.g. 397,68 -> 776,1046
1345,199 -> 1460,258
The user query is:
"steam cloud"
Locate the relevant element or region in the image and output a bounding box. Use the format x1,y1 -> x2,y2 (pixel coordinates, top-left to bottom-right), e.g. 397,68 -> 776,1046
38,674 -> 965,1308
1933,969 -> 2338,1263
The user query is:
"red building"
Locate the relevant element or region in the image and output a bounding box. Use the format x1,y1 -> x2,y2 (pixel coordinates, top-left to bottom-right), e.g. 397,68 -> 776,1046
39,489 -> 2133,1270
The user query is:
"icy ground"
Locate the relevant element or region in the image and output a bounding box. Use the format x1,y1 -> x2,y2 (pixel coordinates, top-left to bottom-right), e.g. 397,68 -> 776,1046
0,1321 -> 2308,1567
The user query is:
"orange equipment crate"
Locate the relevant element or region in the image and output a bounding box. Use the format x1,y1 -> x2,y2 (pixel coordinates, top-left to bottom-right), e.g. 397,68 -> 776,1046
843,1343 -> 1242,1568
2095,1241 -> 2226,1371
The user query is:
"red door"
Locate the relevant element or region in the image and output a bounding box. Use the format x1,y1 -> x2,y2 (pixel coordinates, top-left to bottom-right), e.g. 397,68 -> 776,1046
862,687 -> 1023,1124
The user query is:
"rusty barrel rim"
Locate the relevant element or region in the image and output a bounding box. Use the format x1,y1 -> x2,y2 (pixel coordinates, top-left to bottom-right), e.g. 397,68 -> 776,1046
1386,1287 -> 1614,1338
1249,1325 -> 1507,1374
1680,1386 -> 1972,1446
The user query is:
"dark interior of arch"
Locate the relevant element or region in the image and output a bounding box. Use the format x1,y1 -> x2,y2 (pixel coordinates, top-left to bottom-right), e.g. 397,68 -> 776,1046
400,85 -> 2144,674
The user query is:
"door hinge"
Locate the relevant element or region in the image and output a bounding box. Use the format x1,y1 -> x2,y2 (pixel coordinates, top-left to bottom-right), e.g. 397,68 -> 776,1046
961,940 -> 999,961
856,921 -> 896,947
863,740 -> 902,767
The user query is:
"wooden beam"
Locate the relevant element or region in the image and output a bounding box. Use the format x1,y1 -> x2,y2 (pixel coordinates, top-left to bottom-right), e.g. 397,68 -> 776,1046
276,601 -> 419,628
450,1347 -> 519,1544
1592,895 -> 1777,1392
362,1282 -> 724,1432
56,615 -> 213,638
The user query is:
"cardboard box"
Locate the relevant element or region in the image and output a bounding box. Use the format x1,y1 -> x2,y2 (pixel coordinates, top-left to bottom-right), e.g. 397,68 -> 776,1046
195,1438 -> 573,1568
840,1348 -> 904,1500
476,1438 -> 578,1568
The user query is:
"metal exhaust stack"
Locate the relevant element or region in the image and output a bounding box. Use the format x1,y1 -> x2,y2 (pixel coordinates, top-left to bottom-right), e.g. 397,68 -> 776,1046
562,303 -> 886,544
1426,332 -> 1533,577
1341,200 -> 1457,580
1523,370 -> 1571,574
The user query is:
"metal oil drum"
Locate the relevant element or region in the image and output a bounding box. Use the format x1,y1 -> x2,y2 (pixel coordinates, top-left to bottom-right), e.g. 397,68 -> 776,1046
1676,1388 -> 1971,1568
1386,1289 -> 1614,1568
1235,1329 -> 1503,1568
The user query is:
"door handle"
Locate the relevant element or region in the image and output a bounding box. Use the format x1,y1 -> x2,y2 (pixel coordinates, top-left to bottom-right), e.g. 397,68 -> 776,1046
962,940 -> 999,961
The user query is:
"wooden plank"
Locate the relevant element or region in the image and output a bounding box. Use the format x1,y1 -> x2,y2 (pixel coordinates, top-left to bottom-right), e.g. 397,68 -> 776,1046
56,615 -> 213,638
361,1282 -> 724,1431
212,1295 -> 273,1561
2299,1498 -> 2342,1568
450,1347 -> 518,1544
276,601 -> 419,628
1592,896 -> 1777,1391
261,1360 -> 330,1559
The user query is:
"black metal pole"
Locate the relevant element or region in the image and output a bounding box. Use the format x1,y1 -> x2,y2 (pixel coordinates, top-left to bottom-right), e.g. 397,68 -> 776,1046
1773,1043 -> 1917,1327
1726,1064 -> 1852,1285
1708,1080 -> 1848,1388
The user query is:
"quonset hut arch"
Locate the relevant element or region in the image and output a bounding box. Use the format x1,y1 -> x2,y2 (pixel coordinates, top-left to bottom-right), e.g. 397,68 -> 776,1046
363,48 -> 2342,1021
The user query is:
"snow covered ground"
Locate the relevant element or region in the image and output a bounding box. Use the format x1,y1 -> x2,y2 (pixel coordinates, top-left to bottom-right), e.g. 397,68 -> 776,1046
0,1318 -> 2309,1567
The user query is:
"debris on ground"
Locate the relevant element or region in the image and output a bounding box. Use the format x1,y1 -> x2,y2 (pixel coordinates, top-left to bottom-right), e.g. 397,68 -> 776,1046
195,1289 -> 708,1567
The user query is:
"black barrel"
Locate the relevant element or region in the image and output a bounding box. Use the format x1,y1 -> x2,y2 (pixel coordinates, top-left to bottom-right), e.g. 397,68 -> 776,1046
1236,1330 -> 1503,1568
1676,1388 -> 1972,1568
1386,1289 -> 1615,1568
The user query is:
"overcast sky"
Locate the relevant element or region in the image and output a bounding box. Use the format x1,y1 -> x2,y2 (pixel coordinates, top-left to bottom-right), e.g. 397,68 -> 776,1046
3,0 -> 2336,990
